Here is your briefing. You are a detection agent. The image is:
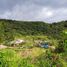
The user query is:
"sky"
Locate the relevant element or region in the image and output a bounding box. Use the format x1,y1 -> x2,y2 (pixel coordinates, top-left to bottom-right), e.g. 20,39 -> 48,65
0,0 -> 67,23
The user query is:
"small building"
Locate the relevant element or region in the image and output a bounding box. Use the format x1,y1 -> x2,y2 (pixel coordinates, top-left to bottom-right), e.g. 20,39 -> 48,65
14,39 -> 25,44
40,42 -> 49,48
10,39 -> 25,46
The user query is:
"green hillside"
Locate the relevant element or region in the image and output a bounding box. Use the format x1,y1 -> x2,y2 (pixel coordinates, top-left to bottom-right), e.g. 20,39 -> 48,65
0,19 -> 67,67
0,19 -> 67,43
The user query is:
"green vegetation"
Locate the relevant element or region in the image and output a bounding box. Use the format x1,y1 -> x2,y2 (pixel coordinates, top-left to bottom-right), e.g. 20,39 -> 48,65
0,19 -> 67,67
0,19 -> 66,43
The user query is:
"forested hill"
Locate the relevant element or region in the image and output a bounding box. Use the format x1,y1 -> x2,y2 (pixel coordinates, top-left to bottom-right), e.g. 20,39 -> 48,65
0,19 -> 67,43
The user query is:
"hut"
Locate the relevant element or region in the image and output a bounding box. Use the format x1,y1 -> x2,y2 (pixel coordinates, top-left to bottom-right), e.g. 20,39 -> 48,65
10,39 -> 25,46
40,42 -> 49,48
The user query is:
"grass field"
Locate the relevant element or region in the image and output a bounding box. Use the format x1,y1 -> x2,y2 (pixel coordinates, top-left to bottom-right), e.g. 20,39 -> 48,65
0,35 -> 67,67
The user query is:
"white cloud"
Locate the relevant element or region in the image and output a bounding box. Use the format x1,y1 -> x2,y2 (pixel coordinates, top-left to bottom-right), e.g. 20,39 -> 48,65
0,11 -> 11,19
36,8 -> 53,20
46,11 -> 53,17
47,8 -> 67,22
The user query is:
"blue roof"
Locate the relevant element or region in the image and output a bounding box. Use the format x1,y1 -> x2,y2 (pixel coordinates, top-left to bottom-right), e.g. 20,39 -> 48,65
40,43 -> 49,48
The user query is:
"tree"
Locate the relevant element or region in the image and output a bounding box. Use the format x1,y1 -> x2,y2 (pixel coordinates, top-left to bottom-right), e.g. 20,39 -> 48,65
55,40 -> 65,53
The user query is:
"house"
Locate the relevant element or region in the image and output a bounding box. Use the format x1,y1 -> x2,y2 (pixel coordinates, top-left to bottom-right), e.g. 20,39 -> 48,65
34,40 -> 49,48
40,42 -> 49,48
14,39 -> 25,44
10,39 -> 25,46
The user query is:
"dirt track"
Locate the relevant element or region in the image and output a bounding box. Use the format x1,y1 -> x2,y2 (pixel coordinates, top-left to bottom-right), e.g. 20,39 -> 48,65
0,45 -> 7,49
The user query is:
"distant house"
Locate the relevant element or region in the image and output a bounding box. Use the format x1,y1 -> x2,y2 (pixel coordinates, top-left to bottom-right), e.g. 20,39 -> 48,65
10,39 -> 25,46
40,42 -> 49,48
34,40 -> 49,48
39,41 -> 56,50
14,39 -> 25,44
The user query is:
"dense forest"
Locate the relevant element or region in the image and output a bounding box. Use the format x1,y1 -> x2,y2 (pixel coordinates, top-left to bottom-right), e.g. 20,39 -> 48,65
0,19 -> 67,43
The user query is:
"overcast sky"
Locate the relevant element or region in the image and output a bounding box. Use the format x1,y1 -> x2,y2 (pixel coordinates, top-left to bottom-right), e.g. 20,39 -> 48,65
0,0 -> 67,23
